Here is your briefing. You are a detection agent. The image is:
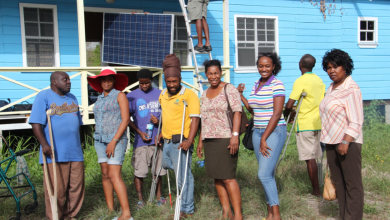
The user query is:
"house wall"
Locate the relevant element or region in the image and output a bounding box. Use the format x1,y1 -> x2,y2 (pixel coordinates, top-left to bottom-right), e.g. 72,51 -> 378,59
229,0 -> 390,101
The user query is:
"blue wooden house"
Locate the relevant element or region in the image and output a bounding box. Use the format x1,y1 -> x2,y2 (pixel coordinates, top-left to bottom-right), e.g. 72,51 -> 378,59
1,0 -> 390,131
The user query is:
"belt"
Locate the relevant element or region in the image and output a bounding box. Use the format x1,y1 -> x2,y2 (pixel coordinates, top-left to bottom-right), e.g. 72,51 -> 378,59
164,138 -> 187,144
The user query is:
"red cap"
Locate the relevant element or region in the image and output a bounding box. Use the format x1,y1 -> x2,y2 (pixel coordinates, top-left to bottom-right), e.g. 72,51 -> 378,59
87,67 -> 128,93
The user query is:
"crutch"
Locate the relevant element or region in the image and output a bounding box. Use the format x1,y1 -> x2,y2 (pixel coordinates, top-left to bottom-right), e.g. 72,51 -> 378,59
174,100 -> 189,220
148,114 -> 163,204
167,170 -> 172,209
317,143 -> 326,187
42,109 -> 59,220
274,92 -> 307,173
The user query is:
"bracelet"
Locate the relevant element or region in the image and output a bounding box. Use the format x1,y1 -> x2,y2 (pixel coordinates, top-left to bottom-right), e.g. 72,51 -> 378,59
113,138 -> 119,141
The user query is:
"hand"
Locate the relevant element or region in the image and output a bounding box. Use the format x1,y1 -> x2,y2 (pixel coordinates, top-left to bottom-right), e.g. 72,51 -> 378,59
196,141 -> 204,158
237,83 -> 246,95
288,111 -> 296,123
150,114 -> 159,125
138,130 -> 152,142
337,143 -> 349,155
105,140 -> 117,158
42,144 -> 52,158
155,133 -> 163,147
228,136 -> 239,155
178,139 -> 192,151
260,139 -> 273,158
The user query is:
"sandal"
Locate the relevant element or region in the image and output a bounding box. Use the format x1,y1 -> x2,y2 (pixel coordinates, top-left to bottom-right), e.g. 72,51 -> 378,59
137,200 -> 145,209
156,197 -> 167,206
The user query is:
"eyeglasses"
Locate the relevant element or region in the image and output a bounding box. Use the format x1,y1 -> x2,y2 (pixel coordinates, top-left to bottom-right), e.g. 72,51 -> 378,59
258,52 -> 273,57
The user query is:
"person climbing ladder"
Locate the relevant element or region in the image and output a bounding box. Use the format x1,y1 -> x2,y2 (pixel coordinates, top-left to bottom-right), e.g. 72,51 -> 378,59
187,0 -> 212,52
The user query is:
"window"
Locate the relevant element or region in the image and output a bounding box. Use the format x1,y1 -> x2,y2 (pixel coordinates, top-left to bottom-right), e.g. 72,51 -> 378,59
172,15 -> 189,66
358,17 -> 378,48
234,15 -> 278,72
19,3 -> 60,67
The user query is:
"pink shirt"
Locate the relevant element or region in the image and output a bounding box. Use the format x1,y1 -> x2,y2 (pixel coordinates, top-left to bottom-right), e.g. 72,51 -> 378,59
200,84 -> 242,140
319,76 -> 363,144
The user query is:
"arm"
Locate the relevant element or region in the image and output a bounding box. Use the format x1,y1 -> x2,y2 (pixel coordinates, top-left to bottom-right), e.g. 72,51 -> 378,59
128,113 -> 152,141
260,96 -> 285,157
228,111 -> 242,155
283,98 -> 296,121
196,127 -> 203,158
179,117 -> 200,151
105,92 -> 131,158
237,83 -> 254,115
31,123 -> 52,158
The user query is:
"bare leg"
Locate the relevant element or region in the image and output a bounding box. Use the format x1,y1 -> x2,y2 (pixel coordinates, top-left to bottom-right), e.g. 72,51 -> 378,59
266,204 -> 272,220
196,19 -> 204,47
271,205 -> 281,220
108,165 -> 131,220
156,176 -> 163,199
134,176 -> 144,201
100,163 -> 114,212
306,159 -> 321,196
202,17 -> 211,46
214,179 -> 234,219
222,179 -> 243,220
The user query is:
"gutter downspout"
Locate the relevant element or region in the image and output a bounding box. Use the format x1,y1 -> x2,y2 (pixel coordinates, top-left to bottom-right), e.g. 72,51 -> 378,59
223,0 -> 230,83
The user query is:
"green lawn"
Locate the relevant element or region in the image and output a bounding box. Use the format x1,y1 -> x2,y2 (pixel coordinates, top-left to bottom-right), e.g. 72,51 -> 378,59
1,102 -> 389,220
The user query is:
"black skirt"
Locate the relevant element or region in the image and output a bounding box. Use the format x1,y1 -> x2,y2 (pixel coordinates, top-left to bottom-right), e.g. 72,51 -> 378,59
203,138 -> 238,179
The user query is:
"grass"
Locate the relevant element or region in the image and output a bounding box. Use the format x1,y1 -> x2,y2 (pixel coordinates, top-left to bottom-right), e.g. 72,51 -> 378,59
1,101 -> 389,220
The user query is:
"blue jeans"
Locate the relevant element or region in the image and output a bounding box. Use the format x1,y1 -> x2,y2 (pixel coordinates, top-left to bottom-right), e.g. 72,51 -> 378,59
252,125 -> 287,206
161,141 -> 194,214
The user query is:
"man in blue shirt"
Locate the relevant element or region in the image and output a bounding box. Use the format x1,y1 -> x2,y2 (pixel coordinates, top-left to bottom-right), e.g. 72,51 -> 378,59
30,71 -> 84,220
127,69 -> 166,208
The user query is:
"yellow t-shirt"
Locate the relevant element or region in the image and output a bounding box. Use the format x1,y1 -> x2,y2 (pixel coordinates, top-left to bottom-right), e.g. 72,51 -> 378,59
159,86 -> 200,139
289,72 -> 325,132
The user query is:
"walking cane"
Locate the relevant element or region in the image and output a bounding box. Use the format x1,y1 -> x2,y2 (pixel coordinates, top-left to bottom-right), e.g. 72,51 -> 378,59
148,114 -> 163,204
174,100 -> 189,220
167,170 -> 172,209
317,143 -> 326,187
42,109 -> 59,220
274,92 -> 307,173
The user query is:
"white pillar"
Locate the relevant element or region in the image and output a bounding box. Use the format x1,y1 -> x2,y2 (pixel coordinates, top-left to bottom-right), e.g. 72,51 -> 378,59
223,0 -> 230,83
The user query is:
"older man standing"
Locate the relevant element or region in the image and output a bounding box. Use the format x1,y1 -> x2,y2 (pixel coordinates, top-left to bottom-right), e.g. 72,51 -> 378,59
30,71 -> 84,220
284,54 -> 325,197
158,54 -> 200,218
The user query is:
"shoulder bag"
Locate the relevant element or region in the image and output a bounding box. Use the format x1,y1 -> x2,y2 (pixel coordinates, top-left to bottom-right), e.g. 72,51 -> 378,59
223,83 -> 249,135
242,118 -> 254,150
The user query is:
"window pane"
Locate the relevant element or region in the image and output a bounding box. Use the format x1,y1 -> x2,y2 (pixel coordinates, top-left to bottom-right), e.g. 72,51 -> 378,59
266,19 -> 275,30
40,23 -> 54,37
26,39 -> 54,67
257,30 -> 265,41
246,18 -> 255,29
368,21 -> 374,30
238,43 -> 255,67
39,9 -> 53,22
360,32 -> 366,41
258,43 -> 275,53
267,30 -> 275,41
176,16 -> 185,28
25,23 -> 39,36
24,8 -> 38,22
237,30 -> 245,41
367,32 -> 374,41
246,30 -> 254,41
237,17 -> 245,29
360,21 -> 367,30
257,18 -> 265,29
173,42 -> 188,66
177,28 -> 187,40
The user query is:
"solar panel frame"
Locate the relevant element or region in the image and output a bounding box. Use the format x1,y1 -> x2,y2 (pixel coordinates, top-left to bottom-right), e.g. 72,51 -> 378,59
102,13 -> 175,69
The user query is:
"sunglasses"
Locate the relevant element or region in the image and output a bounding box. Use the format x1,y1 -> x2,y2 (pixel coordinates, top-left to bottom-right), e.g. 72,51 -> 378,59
258,52 -> 273,57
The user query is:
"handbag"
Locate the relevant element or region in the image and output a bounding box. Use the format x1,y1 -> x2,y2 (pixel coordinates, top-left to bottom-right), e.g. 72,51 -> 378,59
242,118 -> 254,150
223,83 -> 249,135
13,101 -> 33,111
0,98 -> 13,112
323,164 -> 337,201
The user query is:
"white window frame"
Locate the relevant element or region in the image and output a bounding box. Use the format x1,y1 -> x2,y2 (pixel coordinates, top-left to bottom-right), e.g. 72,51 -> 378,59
234,15 -> 279,73
164,11 -> 191,66
19,3 -> 60,67
357,17 -> 378,48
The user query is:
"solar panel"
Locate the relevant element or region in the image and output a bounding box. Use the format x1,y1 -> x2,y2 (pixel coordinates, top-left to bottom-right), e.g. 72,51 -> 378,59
102,13 -> 174,69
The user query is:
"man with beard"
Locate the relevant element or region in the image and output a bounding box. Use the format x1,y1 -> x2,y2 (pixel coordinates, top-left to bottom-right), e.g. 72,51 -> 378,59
30,71 -> 84,220
127,69 -> 167,209
158,54 -> 200,218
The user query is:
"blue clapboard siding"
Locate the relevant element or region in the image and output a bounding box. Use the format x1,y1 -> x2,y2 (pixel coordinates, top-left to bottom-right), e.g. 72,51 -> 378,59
230,0 -> 390,101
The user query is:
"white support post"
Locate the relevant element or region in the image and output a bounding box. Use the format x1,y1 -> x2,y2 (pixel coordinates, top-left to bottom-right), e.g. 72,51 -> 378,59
159,71 -> 163,90
223,0 -> 230,83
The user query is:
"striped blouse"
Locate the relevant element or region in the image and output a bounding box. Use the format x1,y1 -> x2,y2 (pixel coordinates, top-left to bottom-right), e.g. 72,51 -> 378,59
248,75 -> 286,128
319,76 -> 363,144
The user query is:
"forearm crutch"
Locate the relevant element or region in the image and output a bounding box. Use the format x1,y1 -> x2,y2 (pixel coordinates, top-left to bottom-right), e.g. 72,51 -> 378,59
274,92 -> 307,173
148,114 -> 163,204
174,100 -> 189,220
42,110 -> 59,220
167,170 -> 172,209
317,143 -> 326,188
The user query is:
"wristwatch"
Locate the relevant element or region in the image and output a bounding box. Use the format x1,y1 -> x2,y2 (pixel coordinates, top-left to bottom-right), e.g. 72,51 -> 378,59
341,140 -> 350,145
232,132 -> 239,137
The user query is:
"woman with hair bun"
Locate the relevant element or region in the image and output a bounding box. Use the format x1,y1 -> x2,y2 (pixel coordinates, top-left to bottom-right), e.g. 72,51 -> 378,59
237,53 -> 286,220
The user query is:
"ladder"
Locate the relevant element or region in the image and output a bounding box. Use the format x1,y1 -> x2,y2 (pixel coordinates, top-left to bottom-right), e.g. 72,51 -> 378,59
178,0 -> 212,94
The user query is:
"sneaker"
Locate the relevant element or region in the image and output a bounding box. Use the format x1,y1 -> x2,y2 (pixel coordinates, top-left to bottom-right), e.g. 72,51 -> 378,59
194,45 -> 204,52
137,200 -> 145,209
156,197 -> 167,206
203,45 -> 212,52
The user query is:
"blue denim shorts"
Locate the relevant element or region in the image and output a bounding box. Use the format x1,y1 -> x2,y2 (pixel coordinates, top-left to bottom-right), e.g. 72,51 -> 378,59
94,137 -> 128,165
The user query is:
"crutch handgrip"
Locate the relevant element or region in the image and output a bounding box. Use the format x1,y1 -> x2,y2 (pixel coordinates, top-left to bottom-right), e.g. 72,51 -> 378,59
301,92 -> 307,97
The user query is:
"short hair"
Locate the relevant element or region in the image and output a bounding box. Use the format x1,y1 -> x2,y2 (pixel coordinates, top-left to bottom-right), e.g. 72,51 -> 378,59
137,69 -> 153,80
203,59 -> 222,73
256,52 -> 282,76
50,71 -> 67,83
300,54 -> 316,70
322,49 -> 354,76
